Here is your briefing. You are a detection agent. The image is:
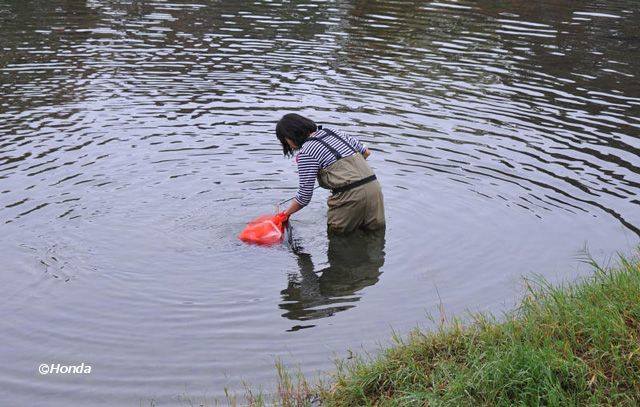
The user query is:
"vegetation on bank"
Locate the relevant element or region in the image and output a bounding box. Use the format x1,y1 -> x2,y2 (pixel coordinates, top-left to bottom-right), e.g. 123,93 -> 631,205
315,254 -> 640,406
178,253 -> 640,406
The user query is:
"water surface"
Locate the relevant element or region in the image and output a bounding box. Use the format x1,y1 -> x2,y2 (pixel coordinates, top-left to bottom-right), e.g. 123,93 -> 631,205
1,0 -> 639,405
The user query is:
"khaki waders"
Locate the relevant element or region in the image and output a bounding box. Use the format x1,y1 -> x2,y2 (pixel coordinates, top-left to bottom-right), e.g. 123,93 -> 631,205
311,129 -> 385,234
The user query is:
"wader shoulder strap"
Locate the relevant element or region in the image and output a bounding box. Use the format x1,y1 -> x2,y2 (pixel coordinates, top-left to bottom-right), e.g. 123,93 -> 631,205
308,137 -> 341,160
307,129 -> 342,160
323,128 -> 358,154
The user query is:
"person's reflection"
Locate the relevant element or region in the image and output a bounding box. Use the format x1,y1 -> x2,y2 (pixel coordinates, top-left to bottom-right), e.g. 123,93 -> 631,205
279,229 -> 385,329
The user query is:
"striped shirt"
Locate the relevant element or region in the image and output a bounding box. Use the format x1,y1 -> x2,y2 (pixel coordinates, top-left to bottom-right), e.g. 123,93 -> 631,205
295,127 -> 367,207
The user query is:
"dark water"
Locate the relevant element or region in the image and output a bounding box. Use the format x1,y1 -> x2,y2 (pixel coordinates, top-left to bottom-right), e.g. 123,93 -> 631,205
1,0 -> 639,404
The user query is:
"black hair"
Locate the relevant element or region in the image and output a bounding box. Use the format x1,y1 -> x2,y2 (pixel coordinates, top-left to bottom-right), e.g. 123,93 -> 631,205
275,113 -> 318,157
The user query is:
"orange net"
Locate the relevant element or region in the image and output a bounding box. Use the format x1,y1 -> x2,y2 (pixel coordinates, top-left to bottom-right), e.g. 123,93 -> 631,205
238,213 -> 288,245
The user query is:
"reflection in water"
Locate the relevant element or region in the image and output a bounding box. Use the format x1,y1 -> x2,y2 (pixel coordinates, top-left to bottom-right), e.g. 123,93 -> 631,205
280,230 -> 385,330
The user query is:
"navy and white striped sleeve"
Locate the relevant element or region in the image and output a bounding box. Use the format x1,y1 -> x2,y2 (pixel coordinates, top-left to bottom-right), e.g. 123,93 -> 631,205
294,152 -> 319,207
338,130 -> 367,154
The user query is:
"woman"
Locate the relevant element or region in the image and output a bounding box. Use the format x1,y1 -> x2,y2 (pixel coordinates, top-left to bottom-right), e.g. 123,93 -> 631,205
276,113 -> 385,234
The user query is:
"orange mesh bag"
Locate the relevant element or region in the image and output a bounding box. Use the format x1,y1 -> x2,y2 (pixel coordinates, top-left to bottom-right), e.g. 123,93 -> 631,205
239,213 -> 288,245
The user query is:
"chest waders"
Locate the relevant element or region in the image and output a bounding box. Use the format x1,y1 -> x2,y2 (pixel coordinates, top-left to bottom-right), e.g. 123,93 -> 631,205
307,129 -> 385,234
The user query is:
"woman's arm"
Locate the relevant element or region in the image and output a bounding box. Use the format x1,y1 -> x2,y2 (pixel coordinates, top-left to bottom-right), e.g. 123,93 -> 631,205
340,130 -> 370,159
281,153 -> 318,219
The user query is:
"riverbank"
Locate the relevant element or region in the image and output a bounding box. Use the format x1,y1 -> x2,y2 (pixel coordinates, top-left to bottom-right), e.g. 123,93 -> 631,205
243,253 -> 640,406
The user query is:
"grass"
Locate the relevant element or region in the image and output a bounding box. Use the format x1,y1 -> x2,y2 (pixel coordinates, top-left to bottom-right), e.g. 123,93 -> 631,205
173,252 -> 640,406
316,253 -> 640,406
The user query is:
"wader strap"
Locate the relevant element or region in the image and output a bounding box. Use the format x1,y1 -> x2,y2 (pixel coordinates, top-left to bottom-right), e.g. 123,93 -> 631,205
309,137 -> 341,160
307,127 -> 358,161
332,174 -> 377,195
322,128 -> 358,154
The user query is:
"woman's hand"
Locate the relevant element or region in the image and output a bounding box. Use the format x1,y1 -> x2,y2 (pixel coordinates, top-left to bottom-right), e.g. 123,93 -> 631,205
363,149 -> 371,159
284,200 -> 303,218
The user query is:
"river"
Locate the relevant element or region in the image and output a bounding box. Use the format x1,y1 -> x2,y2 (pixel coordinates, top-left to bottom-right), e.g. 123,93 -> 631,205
1,0 -> 639,405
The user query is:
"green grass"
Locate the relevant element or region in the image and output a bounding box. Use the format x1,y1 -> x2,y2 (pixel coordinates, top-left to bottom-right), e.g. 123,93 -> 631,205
316,253 -> 640,406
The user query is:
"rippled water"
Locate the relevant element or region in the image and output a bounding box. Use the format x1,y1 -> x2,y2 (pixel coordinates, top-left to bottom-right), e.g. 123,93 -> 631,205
1,0 -> 639,404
